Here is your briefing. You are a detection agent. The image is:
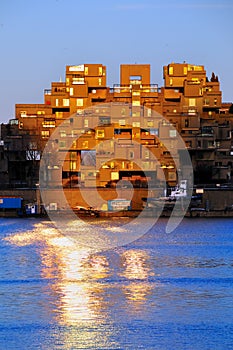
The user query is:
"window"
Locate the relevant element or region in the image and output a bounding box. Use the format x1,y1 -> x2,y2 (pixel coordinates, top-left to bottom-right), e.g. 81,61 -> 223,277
70,161 -> 76,171
96,130 -> 105,138
41,130 -> 50,138
20,111 -> 27,117
150,128 -> 159,136
129,151 -> 134,159
132,100 -> 140,106
42,120 -> 56,128
204,99 -> 210,106
169,78 -> 173,86
147,108 -> 152,117
60,130 -> 66,138
121,108 -> 126,116
63,99 -> 70,107
37,110 -> 45,115
183,66 -> 187,75
59,140 -> 66,148
76,98 -> 84,107
130,75 -> 142,84
119,119 -> 126,126
185,141 -> 192,148
147,120 -> 154,127
82,141 -> 89,149
84,66 -> 89,75
144,150 -> 150,159
132,121 -> 140,127
55,99 -> 59,107
99,66 -> 103,75
55,111 -> 63,118
189,98 -> 196,107
70,88 -> 74,96
72,77 -> 85,84
169,130 -> 177,138
169,66 -> 174,75
98,78 -> 102,86
99,116 -> 110,125
84,119 -> 89,128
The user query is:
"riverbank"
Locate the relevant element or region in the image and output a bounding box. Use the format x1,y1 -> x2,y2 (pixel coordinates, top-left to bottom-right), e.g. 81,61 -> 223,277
1,187 -> 233,218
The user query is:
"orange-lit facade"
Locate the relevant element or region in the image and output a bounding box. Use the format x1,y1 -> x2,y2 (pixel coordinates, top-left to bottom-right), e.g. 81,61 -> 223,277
0,62 -> 233,190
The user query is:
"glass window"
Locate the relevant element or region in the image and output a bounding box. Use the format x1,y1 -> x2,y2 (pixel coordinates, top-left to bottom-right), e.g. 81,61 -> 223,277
189,98 -> 196,107
63,99 -> 69,107
76,98 -> 84,107
169,66 -> 174,75
96,130 -> 105,138
169,130 -> 177,138
41,130 -> 50,138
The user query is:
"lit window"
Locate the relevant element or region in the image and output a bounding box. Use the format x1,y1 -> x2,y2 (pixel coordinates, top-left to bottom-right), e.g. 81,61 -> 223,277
96,130 -> 105,138
42,120 -> 56,128
72,77 -> 85,84
20,111 -> 27,117
41,130 -> 50,138
132,100 -> 140,106
98,78 -> 102,86
63,99 -> 69,107
82,141 -> 89,149
169,78 -> 173,86
84,66 -> 89,75
37,111 -> 45,115
132,122 -> 140,127
55,99 -> 59,107
55,111 -> 63,118
169,66 -> 174,75
70,161 -> 76,171
99,66 -> 103,75
183,66 -> 187,75
84,119 -> 89,128
189,98 -> 196,107
70,88 -> 74,96
147,120 -> 154,127
76,98 -> 84,107
60,130 -> 66,137
144,150 -> 150,159
119,119 -> 126,126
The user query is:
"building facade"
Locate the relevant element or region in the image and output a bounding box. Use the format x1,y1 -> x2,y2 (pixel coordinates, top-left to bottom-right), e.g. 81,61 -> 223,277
0,62 -> 233,191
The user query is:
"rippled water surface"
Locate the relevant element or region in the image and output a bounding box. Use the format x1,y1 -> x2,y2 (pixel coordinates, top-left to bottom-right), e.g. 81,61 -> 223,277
0,217 -> 233,349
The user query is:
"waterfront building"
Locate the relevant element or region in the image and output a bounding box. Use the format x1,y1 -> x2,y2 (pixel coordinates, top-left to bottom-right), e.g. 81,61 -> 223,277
0,62 -> 233,191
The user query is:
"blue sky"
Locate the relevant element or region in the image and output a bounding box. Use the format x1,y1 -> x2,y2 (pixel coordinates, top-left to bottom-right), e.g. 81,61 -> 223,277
0,0 -> 233,122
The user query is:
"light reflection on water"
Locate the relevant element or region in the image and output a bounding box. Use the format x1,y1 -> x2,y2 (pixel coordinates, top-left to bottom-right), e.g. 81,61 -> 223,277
1,218 -> 233,349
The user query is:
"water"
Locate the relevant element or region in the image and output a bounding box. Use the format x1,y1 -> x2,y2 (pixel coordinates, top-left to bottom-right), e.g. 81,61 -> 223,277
0,217 -> 233,349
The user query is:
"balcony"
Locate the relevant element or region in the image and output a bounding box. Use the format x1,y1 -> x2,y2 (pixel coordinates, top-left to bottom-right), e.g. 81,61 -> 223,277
113,85 -> 131,98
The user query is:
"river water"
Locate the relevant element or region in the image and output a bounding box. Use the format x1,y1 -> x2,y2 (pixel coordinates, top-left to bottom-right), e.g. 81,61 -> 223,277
0,217 -> 233,349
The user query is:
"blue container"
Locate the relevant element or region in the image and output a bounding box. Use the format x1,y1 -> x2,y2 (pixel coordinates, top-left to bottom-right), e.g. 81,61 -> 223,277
0,197 -> 22,209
